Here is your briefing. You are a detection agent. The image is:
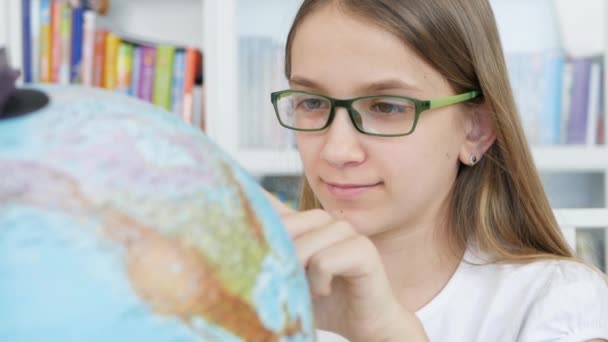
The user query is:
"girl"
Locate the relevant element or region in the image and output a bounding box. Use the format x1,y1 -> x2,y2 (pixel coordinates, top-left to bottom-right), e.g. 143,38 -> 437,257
266,0 -> 608,341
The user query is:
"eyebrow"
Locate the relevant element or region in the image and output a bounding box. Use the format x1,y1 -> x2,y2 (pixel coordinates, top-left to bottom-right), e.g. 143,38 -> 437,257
289,76 -> 421,94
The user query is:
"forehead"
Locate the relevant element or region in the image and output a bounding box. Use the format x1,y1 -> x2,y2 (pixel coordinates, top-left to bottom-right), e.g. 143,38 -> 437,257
290,4 -> 451,97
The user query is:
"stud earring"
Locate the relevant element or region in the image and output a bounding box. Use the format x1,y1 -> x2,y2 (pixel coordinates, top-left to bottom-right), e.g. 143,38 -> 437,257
469,154 -> 478,166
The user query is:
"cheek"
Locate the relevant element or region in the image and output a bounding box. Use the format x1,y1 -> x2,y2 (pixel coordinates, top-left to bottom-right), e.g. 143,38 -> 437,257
380,129 -> 461,198
296,134 -> 320,172
377,145 -> 424,195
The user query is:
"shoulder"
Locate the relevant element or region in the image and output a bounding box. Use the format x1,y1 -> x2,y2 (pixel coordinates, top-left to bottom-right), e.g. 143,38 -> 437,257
513,259 -> 608,341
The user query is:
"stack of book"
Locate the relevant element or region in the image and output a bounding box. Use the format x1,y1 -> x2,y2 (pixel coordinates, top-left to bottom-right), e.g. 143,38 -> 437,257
506,51 -> 605,146
20,0 -> 204,127
238,36 -> 293,149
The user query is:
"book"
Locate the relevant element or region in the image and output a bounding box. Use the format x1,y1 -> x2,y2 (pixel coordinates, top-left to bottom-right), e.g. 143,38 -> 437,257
598,67 -> 606,145
130,46 -> 141,96
70,6 -> 85,83
39,0 -> 52,83
50,0 -> 62,83
566,57 -> 593,145
92,28 -> 107,87
560,61 -> 573,144
137,45 -> 155,101
153,45 -> 175,110
171,50 -> 185,116
505,52 -> 562,145
81,10 -> 96,86
103,32 -> 120,89
183,47 -> 201,124
585,59 -> 602,146
116,42 -> 133,95
21,0 -> 32,82
59,3 -> 72,84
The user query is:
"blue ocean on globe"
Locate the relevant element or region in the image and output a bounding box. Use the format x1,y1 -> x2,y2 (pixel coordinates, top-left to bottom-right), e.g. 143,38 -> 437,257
0,85 -> 315,342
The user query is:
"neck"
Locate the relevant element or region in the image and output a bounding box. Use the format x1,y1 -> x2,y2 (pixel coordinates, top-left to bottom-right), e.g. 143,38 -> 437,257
370,210 -> 464,312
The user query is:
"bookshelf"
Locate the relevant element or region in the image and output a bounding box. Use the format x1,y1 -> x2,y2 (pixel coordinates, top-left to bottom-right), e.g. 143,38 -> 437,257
3,0 -> 608,270
3,0 -> 205,125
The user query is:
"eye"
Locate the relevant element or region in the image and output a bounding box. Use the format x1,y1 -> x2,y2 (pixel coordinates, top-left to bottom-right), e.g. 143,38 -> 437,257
296,97 -> 327,111
369,100 -> 410,115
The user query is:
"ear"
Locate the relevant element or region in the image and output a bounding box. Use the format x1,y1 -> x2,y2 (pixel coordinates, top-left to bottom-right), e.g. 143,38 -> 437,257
459,102 -> 496,166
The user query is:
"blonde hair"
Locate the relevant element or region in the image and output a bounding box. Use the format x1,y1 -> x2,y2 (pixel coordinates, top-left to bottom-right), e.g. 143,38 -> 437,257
285,0 -> 575,262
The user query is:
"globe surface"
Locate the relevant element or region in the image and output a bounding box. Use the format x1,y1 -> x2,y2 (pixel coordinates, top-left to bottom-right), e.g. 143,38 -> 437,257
0,85 -> 314,342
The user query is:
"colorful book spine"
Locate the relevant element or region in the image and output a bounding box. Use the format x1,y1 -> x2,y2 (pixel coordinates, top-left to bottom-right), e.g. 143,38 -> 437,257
81,10 -> 96,86
153,45 -> 176,110
21,0 -> 32,82
183,48 -> 200,124
116,42 -> 134,95
70,6 -> 85,83
30,0 -> 41,83
103,33 -> 120,89
566,57 -> 593,144
130,46 -> 141,97
39,0 -> 52,83
50,0 -> 63,83
585,60 -> 602,146
560,61 -> 573,144
171,50 -> 185,116
59,4 -> 72,84
598,60 -> 604,146
138,46 -> 156,101
92,29 -> 107,87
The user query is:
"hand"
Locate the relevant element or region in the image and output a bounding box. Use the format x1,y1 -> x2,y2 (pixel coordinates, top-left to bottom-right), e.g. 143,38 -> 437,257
264,191 -> 429,342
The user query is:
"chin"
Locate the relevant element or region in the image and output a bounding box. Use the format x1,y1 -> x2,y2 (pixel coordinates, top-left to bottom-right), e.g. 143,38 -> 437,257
321,205 -> 379,236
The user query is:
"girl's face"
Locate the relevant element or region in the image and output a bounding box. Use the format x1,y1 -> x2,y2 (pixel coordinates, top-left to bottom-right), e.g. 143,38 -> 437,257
291,4 -> 472,237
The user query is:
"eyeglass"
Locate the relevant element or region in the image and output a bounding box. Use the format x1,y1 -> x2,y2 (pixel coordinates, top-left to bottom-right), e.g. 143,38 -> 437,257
270,89 -> 481,137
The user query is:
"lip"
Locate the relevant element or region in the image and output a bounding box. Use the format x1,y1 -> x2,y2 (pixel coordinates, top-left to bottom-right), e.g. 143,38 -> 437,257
324,180 -> 381,199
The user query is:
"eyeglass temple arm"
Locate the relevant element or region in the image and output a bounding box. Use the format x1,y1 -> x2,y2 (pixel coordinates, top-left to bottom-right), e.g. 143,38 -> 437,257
429,91 -> 480,110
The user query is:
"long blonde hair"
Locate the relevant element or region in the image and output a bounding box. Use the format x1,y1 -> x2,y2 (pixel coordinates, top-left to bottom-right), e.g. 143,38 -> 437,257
285,0 -> 574,262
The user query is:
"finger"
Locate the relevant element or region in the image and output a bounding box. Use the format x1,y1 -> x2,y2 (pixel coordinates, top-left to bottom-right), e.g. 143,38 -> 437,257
306,235 -> 382,297
282,209 -> 334,238
262,188 -> 296,215
294,220 -> 356,266
307,265 -> 333,297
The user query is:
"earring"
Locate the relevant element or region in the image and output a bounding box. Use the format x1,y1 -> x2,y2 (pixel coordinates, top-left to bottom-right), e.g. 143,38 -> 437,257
469,154 -> 478,166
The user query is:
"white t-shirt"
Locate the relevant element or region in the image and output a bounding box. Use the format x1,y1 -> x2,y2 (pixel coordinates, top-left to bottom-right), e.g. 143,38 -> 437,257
316,248 -> 608,342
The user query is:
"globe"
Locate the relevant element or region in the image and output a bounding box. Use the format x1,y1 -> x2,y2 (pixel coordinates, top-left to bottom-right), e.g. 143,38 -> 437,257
0,85 -> 315,342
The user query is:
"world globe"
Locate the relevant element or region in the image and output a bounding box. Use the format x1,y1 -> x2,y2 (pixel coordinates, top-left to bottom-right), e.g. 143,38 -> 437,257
0,85 -> 315,342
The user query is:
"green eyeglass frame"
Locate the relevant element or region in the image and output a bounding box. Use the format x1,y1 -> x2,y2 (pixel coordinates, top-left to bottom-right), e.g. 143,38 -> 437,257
270,89 -> 481,137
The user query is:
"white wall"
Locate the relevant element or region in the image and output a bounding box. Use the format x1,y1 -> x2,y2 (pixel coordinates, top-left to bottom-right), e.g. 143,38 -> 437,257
555,0 -> 605,56
238,0 -> 302,41
492,0 -> 605,56
0,2 -> 7,49
103,0 -> 204,49
0,0 -> 23,65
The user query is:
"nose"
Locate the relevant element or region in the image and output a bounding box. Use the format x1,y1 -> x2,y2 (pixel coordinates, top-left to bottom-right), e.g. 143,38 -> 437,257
319,107 -> 366,168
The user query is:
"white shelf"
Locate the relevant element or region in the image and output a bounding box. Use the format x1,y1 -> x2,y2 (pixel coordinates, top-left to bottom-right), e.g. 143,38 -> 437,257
232,146 -> 608,176
532,146 -> 608,171
554,208 -> 608,228
236,148 -> 302,176
554,208 -> 608,261
104,0 -> 204,49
